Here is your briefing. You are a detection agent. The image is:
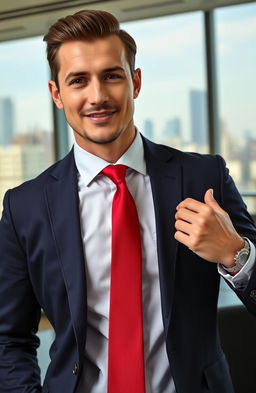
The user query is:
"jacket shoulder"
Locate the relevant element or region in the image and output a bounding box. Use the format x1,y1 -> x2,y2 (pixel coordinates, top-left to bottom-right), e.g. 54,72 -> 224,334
142,135 -> 225,168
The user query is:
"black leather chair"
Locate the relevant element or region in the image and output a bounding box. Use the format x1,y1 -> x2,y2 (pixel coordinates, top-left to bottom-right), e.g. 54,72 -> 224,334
218,305 -> 256,393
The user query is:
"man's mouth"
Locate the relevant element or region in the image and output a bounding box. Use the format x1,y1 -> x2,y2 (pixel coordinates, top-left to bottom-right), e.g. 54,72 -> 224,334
86,111 -> 116,118
82,109 -> 118,124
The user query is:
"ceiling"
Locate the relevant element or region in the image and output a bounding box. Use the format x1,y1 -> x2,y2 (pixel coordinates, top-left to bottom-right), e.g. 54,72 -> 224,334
0,0 -> 254,42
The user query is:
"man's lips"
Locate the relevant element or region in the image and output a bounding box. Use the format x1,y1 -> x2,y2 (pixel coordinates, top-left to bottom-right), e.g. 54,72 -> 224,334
85,110 -> 117,118
80,109 -> 118,124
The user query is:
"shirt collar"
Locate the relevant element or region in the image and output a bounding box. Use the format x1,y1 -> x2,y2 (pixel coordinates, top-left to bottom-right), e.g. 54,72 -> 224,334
74,131 -> 146,186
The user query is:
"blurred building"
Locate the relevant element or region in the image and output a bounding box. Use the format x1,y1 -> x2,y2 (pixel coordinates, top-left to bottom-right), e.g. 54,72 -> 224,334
0,98 -> 15,146
163,117 -> 182,139
0,145 -> 23,200
0,130 -> 53,201
190,89 -> 208,146
143,119 -> 154,140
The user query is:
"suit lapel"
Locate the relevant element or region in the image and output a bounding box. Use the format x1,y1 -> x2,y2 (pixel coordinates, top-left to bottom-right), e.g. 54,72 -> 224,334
45,150 -> 87,361
143,137 -> 182,332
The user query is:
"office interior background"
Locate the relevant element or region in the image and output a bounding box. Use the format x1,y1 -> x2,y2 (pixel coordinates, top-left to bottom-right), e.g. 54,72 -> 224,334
0,0 -> 256,385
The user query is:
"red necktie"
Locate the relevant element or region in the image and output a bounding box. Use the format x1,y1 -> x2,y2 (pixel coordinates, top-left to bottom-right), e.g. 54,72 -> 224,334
102,165 -> 145,393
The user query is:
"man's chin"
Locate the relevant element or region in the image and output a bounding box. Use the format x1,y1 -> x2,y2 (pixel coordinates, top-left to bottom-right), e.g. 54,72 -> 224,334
74,129 -> 122,145
87,135 -> 120,145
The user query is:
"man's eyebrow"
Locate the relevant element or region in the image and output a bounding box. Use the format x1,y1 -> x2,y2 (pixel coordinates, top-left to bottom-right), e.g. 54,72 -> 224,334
103,67 -> 125,73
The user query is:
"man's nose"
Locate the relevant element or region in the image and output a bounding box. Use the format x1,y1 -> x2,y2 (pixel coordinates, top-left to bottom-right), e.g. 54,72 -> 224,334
88,79 -> 108,105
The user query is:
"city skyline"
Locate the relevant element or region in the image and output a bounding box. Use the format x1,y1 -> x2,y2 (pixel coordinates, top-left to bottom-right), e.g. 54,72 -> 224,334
0,2 -> 255,207
0,3 -> 255,141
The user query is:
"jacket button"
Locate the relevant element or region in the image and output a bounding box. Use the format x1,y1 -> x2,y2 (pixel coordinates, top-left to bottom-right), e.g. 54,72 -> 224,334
250,289 -> 256,300
72,363 -> 78,376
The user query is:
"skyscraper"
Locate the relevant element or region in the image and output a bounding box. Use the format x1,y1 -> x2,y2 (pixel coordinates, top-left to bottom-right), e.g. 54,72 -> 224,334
189,90 -> 208,146
144,119 -> 154,140
0,98 -> 15,146
163,117 -> 182,139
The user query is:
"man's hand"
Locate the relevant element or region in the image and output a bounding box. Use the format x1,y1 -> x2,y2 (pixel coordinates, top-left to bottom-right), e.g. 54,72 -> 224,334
174,189 -> 244,267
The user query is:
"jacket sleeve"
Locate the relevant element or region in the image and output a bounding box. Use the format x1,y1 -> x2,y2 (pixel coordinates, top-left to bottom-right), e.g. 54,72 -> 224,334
217,155 -> 256,315
0,190 -> 42,392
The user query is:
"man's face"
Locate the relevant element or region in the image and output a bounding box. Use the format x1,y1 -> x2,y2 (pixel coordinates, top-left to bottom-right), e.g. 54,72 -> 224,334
49,35 -> 141,157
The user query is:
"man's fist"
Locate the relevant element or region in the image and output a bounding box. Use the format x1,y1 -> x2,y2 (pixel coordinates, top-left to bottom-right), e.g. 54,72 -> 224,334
174,189 -> 244,267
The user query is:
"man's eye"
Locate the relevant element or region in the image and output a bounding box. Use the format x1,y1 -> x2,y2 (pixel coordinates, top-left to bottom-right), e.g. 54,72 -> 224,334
70,78 -> 85,85
105,74 -> 122,80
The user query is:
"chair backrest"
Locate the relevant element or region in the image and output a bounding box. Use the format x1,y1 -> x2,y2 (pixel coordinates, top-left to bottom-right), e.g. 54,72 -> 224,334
218,305 -> 256,393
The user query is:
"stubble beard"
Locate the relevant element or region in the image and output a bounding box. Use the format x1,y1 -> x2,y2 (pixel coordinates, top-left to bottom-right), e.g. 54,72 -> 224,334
73,126 -> 123,145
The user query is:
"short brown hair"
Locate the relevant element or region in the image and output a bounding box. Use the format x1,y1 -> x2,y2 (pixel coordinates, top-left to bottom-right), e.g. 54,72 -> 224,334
43,10 -> 137,87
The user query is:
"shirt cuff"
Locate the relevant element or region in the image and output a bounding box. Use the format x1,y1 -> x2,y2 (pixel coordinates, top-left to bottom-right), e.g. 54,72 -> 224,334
218,238 -> 256,289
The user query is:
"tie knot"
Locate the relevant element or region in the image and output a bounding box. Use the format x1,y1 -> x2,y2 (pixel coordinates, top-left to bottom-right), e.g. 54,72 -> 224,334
102,164 -> 127,185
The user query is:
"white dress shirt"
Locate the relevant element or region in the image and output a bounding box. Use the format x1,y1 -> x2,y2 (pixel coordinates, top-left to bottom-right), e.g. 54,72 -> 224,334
74,132 -> 254,393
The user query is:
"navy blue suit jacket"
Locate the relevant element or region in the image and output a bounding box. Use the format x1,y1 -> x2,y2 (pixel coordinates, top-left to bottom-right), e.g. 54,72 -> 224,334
0,136 -> 256,393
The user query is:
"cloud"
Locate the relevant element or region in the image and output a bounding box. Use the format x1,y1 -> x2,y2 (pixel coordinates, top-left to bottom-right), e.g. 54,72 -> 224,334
1,36 -> 46,66
128,15 -> 203,58
216,15 -> 256,54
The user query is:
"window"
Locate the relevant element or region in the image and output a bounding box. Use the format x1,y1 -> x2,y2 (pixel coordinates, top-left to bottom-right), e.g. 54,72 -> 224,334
0,36 -> 53,203
122,12 -> 208,153
216,3 -> 256,214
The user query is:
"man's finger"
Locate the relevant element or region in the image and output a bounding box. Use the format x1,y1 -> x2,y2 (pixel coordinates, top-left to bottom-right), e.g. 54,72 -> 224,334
204,189 -> 227,216
177,197 -> 206,213
175,219 -> 192,236
175,207 -> 197,224
174,230 -> 190,246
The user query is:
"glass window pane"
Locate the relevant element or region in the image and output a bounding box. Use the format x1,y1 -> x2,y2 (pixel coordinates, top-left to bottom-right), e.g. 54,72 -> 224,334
0,36 -> 54,204
122,12 -> 208,153
216,3 -> 256,213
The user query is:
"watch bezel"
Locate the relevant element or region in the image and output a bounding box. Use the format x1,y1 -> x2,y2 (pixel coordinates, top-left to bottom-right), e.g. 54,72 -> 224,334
223,239 -> 250,273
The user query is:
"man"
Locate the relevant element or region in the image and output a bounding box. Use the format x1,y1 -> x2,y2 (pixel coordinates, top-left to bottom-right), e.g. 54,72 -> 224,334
0,9 -> 255,393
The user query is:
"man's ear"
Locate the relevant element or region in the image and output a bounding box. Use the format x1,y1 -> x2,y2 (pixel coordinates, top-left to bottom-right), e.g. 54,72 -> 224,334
133,68 -> 142,99
48,80 -> 63,109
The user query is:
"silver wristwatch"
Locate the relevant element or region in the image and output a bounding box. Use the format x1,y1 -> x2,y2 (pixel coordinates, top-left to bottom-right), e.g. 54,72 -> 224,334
222,238 -> 250,274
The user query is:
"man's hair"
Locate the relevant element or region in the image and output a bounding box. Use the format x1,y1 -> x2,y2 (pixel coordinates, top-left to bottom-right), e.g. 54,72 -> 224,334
43,10 -> 137,87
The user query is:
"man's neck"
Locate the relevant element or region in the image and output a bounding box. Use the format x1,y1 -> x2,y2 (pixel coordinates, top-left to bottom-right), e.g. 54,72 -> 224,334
74,128 -> 137,163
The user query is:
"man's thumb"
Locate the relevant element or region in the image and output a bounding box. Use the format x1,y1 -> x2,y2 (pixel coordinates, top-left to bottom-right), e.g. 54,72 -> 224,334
204,188 -> 225,214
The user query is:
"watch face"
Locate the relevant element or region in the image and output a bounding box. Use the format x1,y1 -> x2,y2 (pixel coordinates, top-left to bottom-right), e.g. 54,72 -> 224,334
236,248 -> 250,268
223,240 -> 250,273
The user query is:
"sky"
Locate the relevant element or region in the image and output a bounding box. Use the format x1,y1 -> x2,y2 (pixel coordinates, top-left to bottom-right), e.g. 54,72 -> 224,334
123,3 -> 256,141
0,2 -> 255,143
